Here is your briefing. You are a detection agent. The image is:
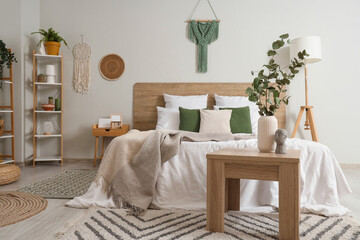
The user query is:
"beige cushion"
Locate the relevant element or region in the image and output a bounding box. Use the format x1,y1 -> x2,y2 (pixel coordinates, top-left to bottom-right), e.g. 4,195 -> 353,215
199,109 -> 232,134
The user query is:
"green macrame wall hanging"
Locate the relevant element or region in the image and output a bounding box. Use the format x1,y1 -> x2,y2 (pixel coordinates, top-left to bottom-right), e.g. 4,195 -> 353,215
187,0 -> 220,73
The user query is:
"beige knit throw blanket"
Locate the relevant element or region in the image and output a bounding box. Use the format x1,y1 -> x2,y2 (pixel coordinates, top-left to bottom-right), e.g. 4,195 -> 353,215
95,129 -> 254,215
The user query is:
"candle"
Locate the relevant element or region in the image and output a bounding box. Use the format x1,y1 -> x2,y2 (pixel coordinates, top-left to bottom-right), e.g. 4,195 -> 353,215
55,98 -> 61,111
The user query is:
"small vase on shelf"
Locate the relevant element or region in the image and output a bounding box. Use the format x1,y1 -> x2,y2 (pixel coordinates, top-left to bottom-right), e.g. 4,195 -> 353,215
257,116 -> 278,153
46,65 -> 56,83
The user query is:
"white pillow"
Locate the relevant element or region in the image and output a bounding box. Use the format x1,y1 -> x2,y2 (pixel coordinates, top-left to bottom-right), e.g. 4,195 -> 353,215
199,109 -> 232,134
164,93 -> 208,109
214,94 -> 257,109
214,94 -> 260,134
155,107 -> 179,130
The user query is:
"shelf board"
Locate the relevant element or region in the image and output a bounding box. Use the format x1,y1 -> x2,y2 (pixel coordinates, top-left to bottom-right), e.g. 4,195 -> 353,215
35,54 -> 62,58
35,134 -> 61,138
0,160 -> 15,164
0,110 -> 13,113
0,134 -> 14,139
0,80 -> 12,84
35,110 -> 62,113
35,82 -> 62,86
35,156 -> 61,161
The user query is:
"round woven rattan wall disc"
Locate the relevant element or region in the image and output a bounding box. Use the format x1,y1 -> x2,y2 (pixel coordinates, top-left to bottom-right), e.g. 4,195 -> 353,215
99,54 -> 125,81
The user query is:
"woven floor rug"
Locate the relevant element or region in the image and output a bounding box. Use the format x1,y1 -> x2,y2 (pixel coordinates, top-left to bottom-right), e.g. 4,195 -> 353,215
57,209 -> 360,240
0,191 -> 47,227
17,169 -> 97,199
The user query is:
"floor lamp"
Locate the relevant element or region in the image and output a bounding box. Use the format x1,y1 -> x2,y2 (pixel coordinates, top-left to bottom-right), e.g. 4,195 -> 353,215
290,36 -> 322,142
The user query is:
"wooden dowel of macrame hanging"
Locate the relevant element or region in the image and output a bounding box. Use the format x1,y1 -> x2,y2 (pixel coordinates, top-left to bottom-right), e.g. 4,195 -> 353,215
186,20 -> 221,22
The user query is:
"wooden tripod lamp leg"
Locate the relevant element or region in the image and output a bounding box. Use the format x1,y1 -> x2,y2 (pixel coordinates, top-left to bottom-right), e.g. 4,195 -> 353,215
291,108 -> 305,138
307,108 -> 319,142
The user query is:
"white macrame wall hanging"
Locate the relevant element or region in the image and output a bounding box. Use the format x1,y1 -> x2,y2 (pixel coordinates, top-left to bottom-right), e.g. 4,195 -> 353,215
73,35 -> 91,94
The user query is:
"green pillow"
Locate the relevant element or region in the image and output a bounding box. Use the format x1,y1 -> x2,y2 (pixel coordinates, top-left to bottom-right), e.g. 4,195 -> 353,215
179,107 -> 201,132
219,107 -> 252,134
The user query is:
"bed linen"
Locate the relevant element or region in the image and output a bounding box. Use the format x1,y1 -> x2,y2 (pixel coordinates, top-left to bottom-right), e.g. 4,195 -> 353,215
66,136 -> 351,217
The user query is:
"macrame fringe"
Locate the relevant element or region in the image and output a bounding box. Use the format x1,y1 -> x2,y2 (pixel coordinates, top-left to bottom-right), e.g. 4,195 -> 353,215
73,58 -> 91,94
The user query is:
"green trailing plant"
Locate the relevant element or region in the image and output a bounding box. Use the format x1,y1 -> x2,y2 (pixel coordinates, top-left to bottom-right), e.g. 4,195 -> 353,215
246,33 -> 308,116
31,28 -> 68,47
0,40 -> 17,90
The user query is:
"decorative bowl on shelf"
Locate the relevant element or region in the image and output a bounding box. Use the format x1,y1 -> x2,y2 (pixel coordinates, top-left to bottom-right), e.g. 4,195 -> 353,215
42,104 -> 55,111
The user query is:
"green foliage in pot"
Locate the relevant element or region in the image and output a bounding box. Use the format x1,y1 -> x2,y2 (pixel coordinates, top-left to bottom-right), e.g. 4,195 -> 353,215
246,34 -> 308,116
0,40 -> 17,90
31,28 -> 68,47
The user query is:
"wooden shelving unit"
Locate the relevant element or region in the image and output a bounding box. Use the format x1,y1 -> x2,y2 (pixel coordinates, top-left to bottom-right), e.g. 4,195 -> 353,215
32,51 -> 63,167
0,49 -> 15,165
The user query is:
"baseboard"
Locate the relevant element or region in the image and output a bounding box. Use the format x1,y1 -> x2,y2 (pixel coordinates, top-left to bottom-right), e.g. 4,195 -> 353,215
63,158 -> 92,162
23,158 -> 92,166
340,163 -> 360,168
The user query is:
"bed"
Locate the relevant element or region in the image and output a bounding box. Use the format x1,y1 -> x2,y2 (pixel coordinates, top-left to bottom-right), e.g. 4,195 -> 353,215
67,82 -> 351,217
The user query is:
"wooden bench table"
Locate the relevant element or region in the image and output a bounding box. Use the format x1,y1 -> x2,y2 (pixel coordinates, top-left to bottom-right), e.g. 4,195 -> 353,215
92,124 -> 129,167
206,148 -> 301,240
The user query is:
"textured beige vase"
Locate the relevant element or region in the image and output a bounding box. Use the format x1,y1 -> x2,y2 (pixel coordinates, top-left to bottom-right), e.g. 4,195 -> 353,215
258,116 -> 278,152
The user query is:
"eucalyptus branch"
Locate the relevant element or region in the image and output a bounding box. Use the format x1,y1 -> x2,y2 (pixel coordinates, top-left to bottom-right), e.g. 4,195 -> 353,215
246,33 -> 308,116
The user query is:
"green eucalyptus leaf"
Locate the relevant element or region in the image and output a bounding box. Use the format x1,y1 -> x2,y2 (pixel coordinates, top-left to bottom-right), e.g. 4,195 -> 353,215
267,50 -> 277,56
298,52 -> 304,60
279,33 -> 289,39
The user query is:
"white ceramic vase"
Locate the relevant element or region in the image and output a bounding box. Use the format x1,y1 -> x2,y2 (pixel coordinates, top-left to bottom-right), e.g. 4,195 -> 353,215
257,116 -> 278,152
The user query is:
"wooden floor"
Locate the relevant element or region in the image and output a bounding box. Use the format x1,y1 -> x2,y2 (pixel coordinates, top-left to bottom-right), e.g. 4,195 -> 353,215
0,161 -> 359,240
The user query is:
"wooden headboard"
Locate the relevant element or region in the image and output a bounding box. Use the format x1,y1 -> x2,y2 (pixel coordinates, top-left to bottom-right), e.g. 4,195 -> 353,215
133,82 -> 286,131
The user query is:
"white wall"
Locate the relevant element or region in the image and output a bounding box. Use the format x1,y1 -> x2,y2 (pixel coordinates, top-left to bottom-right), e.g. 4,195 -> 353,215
0,0 -> 22,162
3,0 -> 360,163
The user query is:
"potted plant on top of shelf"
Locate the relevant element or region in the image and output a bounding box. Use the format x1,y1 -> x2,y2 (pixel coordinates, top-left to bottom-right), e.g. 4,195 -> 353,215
0,40 -> 17,90
246,33 -> 308,152
31,28 -> 68,55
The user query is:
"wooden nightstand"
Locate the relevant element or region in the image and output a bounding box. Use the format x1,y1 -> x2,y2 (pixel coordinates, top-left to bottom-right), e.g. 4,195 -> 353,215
92,124 -> 129,167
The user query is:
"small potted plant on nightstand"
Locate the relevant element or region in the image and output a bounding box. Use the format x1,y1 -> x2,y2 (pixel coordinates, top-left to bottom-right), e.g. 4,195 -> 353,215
31,28 -> 68,55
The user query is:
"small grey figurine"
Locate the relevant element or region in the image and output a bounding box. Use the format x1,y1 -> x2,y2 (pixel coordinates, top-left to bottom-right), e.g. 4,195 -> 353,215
274,129 -> 287,154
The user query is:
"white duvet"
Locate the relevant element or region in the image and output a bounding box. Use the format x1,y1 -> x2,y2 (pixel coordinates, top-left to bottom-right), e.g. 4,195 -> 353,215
66,138 -> 352,217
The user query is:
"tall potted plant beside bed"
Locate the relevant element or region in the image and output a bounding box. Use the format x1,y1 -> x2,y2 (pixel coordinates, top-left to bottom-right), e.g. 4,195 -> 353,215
31,28 -> 68,55
246,33 -> 307,152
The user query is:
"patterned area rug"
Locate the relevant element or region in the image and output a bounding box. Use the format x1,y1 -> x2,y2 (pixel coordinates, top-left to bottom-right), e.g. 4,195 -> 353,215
0,191 -> 47,227
57,209 -> 360,240
17,169 -> 97,199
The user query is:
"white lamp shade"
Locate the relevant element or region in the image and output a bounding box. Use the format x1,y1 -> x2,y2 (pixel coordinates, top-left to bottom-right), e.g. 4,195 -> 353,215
46,65 -> 56,75
290,36 -> 322,64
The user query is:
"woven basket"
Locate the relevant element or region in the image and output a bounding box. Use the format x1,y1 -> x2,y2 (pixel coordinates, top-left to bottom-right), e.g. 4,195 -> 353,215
0,119 -> 4,136
0,165 -> 21,185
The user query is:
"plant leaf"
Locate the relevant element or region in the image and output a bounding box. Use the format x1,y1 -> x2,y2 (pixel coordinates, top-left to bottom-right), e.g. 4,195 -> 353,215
279,33 -> 289,39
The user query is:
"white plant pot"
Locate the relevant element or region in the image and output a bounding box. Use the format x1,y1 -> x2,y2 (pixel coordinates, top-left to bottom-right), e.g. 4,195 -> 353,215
46,75 -> 56,83
257,116 -> 278,152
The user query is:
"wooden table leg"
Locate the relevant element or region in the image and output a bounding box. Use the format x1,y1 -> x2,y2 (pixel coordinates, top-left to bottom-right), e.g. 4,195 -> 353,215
279,163 -> 300,240
291,107 -> 305,138
101,137 -> 105,158
225,178 -> 240,212
308,108 -> 319,142
207,159 -> 225,233
94,136 -> 98,167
